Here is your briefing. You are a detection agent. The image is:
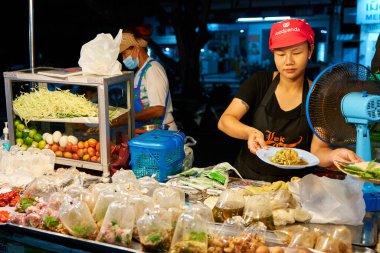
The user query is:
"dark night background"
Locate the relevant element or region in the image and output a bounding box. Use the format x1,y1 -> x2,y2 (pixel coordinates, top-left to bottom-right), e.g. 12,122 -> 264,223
0,0 -> 365,167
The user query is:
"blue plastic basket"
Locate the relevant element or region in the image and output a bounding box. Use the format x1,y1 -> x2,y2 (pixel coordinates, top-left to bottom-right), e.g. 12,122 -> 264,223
128,130 -> 185,182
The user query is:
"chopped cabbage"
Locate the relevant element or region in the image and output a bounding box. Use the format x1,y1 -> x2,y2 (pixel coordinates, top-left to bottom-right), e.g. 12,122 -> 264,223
13,89 -> 108,124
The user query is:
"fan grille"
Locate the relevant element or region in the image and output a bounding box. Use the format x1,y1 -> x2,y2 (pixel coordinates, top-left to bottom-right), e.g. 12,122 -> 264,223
307,62 -> 379,147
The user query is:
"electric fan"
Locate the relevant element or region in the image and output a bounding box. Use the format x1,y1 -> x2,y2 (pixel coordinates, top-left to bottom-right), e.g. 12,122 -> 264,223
306,62 -> 380,190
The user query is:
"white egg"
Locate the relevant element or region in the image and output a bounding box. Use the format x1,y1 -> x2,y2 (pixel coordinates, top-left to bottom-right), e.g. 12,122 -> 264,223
45,134 -> 53,145
42,132 -> 49,141
67,135 -> 78,145
52,131 -> 62,143
59,135 -> 68,148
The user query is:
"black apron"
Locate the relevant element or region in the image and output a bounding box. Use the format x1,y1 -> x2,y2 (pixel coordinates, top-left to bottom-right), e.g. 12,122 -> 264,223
235,73 -> 313,182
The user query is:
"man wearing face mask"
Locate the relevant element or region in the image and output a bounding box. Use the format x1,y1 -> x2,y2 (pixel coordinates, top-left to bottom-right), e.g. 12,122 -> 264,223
111,26 -> 177,130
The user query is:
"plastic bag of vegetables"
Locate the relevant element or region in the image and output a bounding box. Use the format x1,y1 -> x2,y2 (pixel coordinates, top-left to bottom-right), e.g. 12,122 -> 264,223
96,200 -> 135,247
58,197 -> 98,239
92,188 -> 122,223
137,206 -> 173,252
127,194 -> 154,240
169,211 -> 208,253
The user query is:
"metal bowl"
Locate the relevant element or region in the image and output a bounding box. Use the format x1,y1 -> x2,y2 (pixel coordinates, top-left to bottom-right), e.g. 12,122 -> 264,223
136,124 -> 169,133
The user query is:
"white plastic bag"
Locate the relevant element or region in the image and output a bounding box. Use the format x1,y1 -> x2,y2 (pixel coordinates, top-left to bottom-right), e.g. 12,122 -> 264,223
183,136 -> 196,171
78,29 -> 122,75
288,174 -> 365,225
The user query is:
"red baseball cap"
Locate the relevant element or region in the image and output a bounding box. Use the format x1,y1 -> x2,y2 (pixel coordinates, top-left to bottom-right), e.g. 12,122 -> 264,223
269,19 -> 315,51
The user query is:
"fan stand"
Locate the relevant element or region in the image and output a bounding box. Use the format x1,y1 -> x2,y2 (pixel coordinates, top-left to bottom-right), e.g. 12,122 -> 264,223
356,124 -> 372,161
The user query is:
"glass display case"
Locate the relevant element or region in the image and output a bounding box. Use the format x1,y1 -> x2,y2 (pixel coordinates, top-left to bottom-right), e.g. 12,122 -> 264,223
3,67 -> 134,178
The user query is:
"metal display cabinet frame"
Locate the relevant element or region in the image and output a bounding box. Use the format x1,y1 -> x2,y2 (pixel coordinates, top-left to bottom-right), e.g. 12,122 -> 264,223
3,68 -> 135,178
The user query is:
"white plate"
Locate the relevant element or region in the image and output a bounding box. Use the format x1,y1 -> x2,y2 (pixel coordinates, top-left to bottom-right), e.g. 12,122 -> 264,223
256,147 -> 320,169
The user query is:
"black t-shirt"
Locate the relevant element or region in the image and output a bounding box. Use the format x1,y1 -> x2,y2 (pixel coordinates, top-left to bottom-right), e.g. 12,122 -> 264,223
237,71 -> 304,124
234,71 -> 313,182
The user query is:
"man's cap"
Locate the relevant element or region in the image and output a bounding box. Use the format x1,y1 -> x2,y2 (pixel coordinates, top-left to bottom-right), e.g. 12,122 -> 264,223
119,32 -> 148,53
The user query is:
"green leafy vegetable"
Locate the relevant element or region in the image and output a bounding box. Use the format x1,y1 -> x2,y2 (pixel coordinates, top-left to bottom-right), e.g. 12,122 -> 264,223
18,197 -> 35,212
72,224 -> 91,238
43,216 -> 59,229
189,231 -> 206,242
147,232 -> 162,243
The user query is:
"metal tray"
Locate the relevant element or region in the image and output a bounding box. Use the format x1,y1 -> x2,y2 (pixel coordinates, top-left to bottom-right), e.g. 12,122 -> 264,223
0,224 -> 142,253
301,212 -> 378,247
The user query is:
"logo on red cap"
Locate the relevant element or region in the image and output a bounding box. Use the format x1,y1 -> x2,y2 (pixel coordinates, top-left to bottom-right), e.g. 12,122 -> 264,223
269,18 -> 315,51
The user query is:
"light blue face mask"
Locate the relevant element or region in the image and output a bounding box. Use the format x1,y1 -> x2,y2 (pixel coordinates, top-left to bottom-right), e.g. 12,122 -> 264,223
123,55 -> 139,70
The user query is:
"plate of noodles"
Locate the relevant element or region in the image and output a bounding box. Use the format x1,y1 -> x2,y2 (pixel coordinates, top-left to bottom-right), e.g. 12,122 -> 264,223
256,148 -> 320,169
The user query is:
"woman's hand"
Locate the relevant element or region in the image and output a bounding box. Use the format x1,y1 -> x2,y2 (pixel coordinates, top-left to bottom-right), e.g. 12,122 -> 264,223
331,148 -> 363,168
247,130 -> 268,154
110,113 -> 128,127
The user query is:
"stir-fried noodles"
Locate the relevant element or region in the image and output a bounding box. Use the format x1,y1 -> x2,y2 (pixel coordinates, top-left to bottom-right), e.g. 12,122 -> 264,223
270,148 -> 308,166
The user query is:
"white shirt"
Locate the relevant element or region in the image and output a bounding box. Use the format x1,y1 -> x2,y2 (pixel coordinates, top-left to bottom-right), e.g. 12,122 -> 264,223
134,57 -> 177,130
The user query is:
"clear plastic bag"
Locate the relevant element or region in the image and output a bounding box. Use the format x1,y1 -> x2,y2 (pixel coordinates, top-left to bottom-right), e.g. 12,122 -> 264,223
96,200 -> 135,247
314,226 -> 353,253
111,169 -> 137,184
22,175 -> 60,200
212,189 -> 245,223
92,188 -> 122,223
58,198 -> 98,239
169,211 -> 208,253
138,176 -> 160,196
153,186 -> 185,209
243,195 -> 275,230
78,29 -> 122,75
137,206 -> 173,252
184,202 -> 214,223
128,194 -> 155,240
41,192 -> 67,231
207,222 -> 266,253
89,183 -> 110,202
66,186 -> 96,212
288,230 -> 320,249
183,136 -> 196,171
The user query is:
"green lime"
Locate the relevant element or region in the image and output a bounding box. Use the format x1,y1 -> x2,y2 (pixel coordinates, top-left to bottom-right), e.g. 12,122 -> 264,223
16,131 -> 23,138
32,141 -> 39,148
14,119 -> 22,127
29,129 -> 37,138
25,136 -> 33,146
34,133 -> 42,142
21,144 -> 28,150
22,131 -> 29,139
16,138 -> 24,146
38,140 -> 46,149
16,123 -> 25,132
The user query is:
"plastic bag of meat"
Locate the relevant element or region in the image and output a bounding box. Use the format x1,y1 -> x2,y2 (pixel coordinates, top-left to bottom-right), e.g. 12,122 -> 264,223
58,198 -> 98,239
41,192 -> 68,231
96,200 -> 135,247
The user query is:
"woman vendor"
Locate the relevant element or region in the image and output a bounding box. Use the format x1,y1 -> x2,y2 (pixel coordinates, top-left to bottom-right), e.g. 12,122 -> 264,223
111,26 -> 177,131
218,19 -> 362,182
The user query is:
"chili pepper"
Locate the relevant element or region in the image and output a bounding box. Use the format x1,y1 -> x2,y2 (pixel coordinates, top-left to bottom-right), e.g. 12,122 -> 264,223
9,195 -> 20,207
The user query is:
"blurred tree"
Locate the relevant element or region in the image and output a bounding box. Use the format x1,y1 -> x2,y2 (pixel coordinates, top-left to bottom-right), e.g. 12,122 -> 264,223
150,0 -> 212,99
